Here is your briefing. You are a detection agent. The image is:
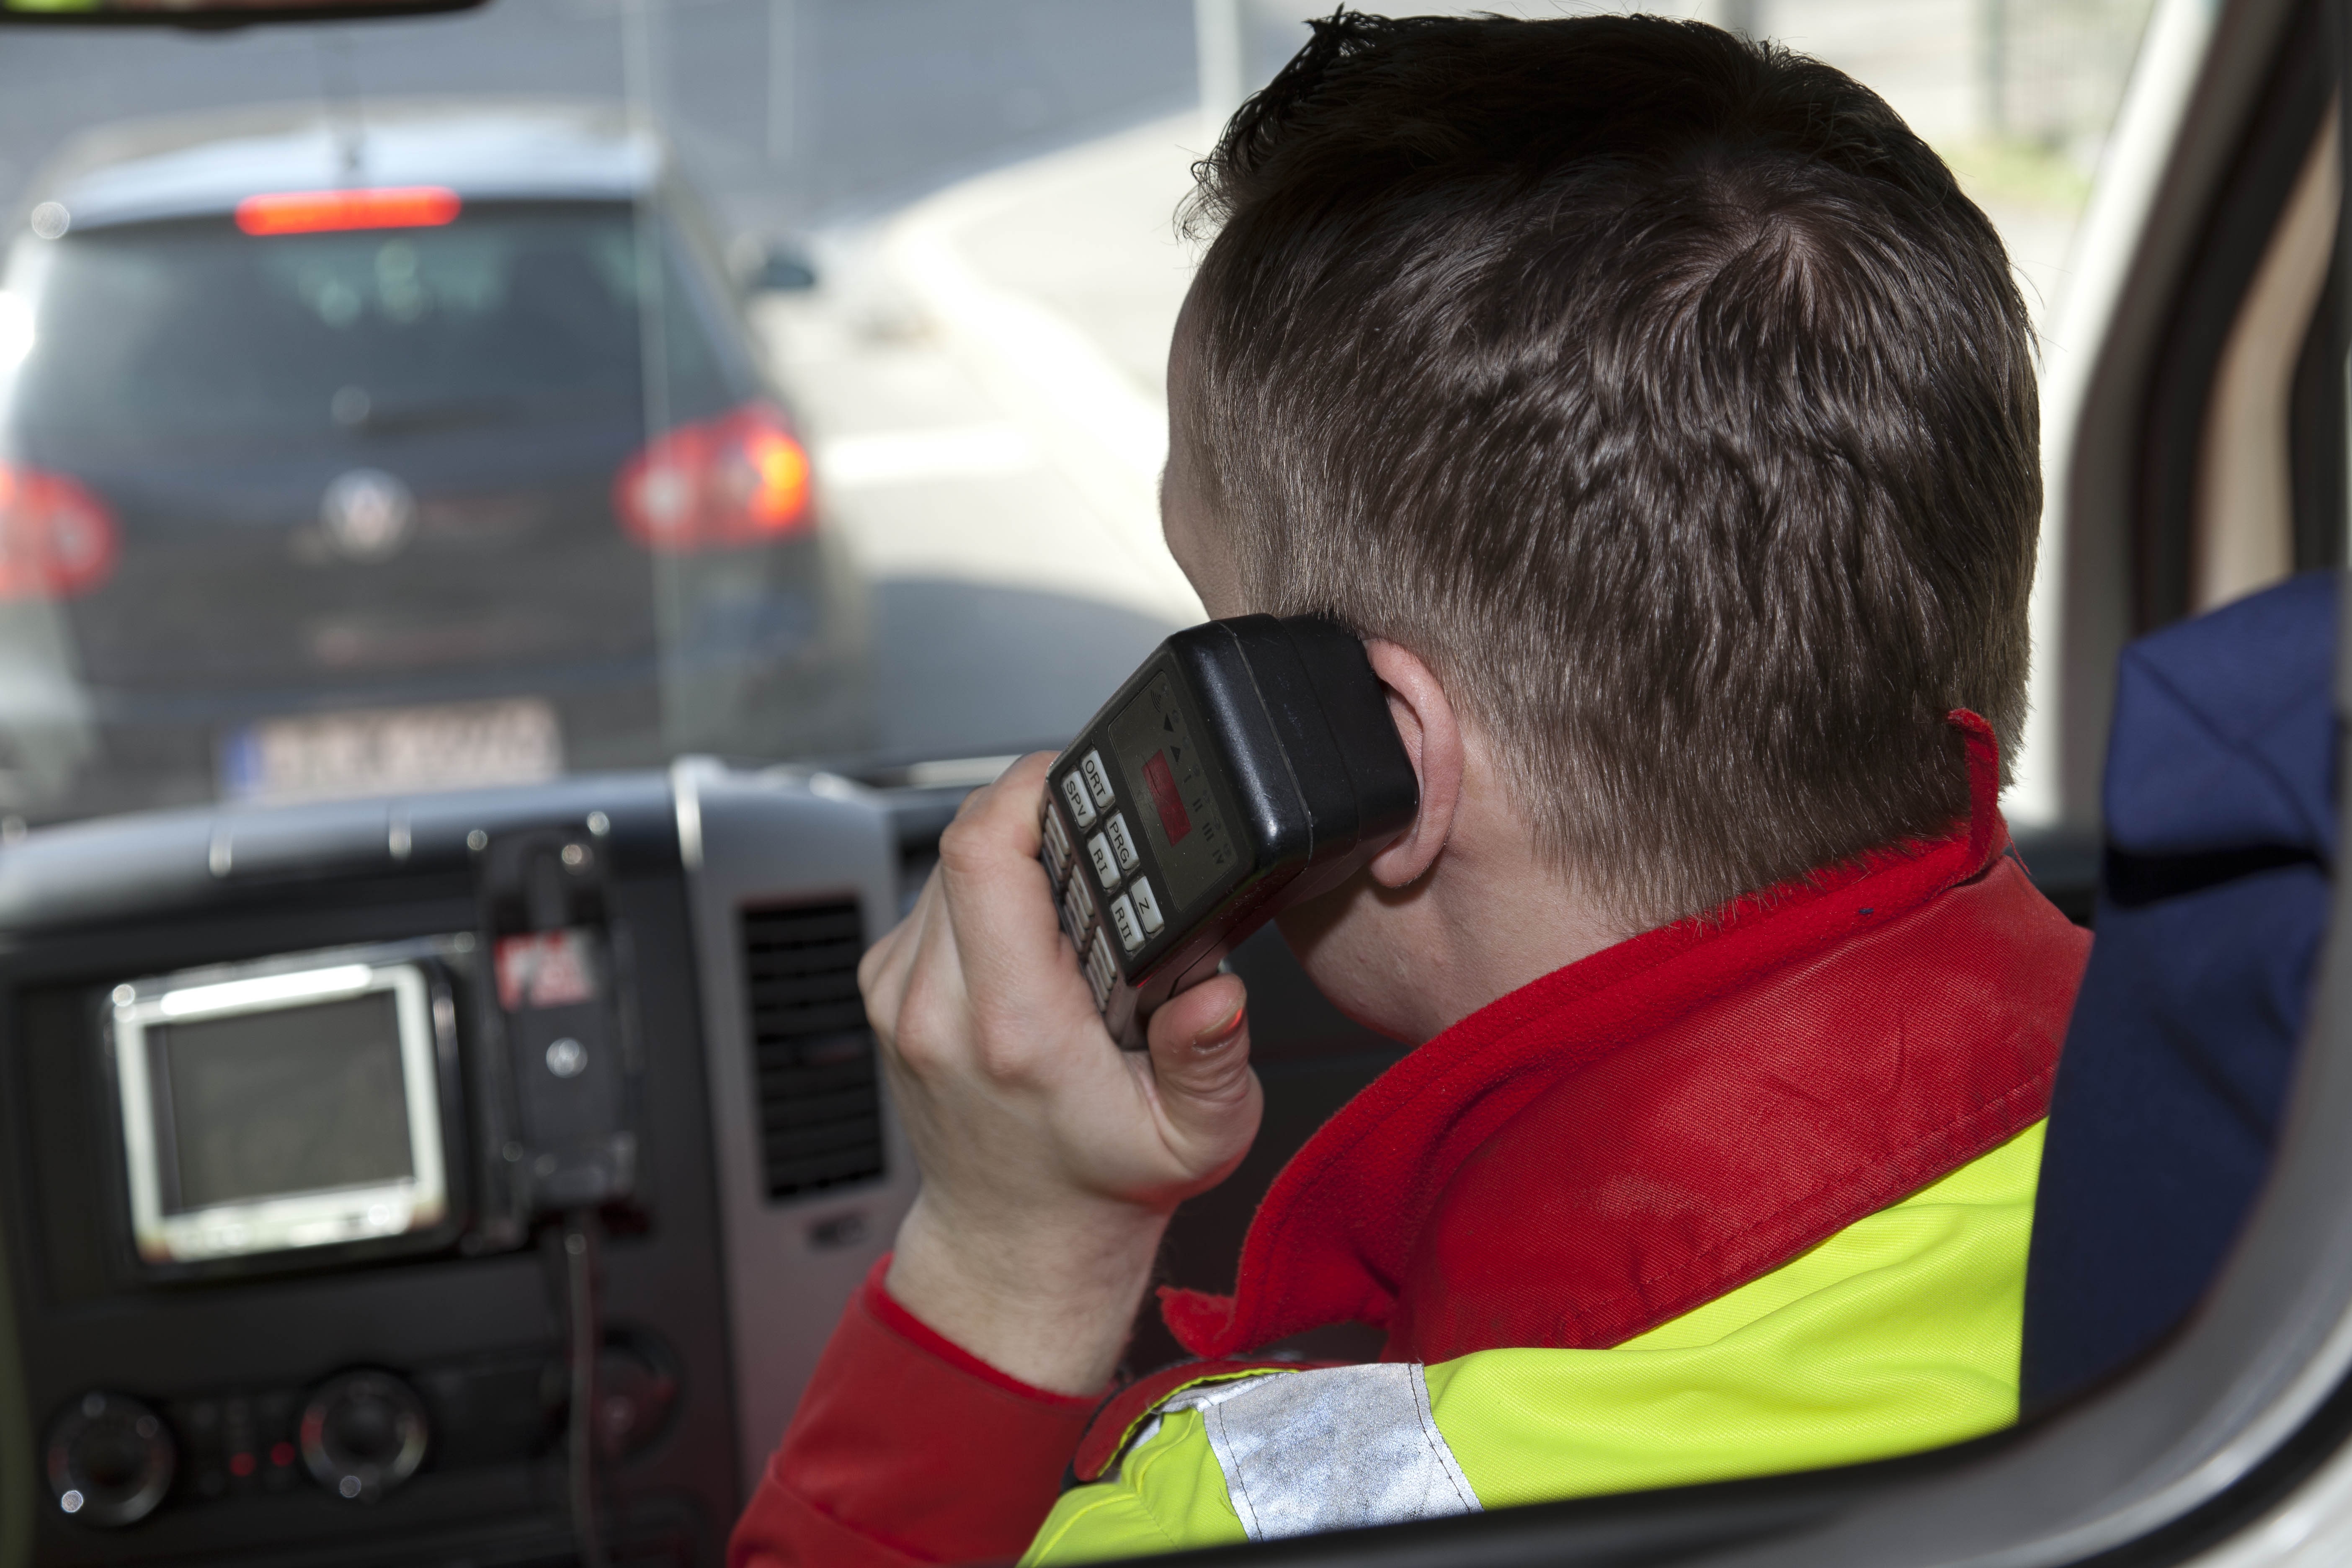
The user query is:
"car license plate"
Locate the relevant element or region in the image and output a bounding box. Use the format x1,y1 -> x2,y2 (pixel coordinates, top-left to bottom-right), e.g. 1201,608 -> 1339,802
220,698 -> 562,805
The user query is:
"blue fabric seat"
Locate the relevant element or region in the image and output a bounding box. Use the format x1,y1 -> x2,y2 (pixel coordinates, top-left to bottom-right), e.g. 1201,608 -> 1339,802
2020,570 -> 2339,1415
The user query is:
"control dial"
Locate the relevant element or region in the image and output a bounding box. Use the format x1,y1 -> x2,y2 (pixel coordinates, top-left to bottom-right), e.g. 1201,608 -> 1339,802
300,1372 -> 427,1501
46,1391 -> 175,1527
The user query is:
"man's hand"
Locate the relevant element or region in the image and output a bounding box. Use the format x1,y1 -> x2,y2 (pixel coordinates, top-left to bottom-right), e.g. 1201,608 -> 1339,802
860,752 -> 1263,1395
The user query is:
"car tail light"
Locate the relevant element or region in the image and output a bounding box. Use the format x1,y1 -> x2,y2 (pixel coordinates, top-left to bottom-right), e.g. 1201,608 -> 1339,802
613,404 -> 815,552
235,186 -> 462,237
0,463 -> 116,599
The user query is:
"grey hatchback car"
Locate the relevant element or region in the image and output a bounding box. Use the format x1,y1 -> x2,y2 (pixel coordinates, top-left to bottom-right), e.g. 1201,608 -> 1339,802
0,99 -> 870,823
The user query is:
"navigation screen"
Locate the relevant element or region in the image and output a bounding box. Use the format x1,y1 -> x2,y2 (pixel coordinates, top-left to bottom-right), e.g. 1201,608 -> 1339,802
152,993 -> 415,1212
1109,669 -> 1238,909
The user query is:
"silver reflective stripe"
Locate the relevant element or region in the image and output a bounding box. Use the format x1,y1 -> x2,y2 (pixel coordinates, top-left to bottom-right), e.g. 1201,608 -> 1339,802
1162,1364 -> 1483,1542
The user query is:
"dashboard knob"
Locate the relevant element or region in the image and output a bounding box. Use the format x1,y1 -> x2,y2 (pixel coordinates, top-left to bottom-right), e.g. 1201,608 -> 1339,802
45,1391 -> 175,1528
299,1372 -> 427,1501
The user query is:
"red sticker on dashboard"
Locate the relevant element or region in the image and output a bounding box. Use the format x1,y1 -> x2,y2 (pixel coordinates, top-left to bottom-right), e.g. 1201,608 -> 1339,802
496,929 -> 596,1010
1142,750 -> 1191,844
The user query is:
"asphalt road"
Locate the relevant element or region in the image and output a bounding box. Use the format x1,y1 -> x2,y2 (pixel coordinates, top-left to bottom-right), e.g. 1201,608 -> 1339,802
0,0 -> 1199,237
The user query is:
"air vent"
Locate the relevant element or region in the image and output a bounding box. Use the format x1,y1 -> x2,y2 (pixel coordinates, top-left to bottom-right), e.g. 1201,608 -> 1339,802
741,901 -> 883,1200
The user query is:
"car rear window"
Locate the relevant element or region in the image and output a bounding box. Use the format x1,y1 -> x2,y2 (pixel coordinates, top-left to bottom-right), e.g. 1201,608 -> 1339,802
7,201 -> 734,448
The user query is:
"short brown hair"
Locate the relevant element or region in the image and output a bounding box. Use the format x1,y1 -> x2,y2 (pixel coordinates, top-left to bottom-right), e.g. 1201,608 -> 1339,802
1178,11 -> 2038,926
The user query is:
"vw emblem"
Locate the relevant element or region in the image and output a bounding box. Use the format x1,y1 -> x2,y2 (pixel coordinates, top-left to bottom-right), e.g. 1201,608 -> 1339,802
320,469 -> 415,562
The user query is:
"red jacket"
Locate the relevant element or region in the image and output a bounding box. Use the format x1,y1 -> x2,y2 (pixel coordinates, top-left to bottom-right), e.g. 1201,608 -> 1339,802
732,719 -> 2090,1565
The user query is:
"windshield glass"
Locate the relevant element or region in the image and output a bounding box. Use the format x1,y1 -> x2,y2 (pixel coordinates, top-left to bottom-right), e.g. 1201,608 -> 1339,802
0,0 -> 2157,828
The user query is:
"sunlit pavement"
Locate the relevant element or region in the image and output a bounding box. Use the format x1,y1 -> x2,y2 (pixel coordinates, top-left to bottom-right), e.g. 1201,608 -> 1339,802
753,119 -> 1207,761
759,117 -> 1202,627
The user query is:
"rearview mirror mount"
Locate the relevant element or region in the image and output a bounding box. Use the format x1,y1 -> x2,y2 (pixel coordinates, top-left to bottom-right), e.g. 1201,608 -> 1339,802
0,0 -> 487,28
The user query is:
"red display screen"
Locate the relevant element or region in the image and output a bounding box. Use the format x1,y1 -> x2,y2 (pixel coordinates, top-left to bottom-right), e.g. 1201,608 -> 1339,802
1142,750 -> 1192,844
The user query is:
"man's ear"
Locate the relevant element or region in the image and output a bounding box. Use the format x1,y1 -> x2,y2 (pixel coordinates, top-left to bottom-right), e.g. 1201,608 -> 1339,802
1363,640 -> 1462,888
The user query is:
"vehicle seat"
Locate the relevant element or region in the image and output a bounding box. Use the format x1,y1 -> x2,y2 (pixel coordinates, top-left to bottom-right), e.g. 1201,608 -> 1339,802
2020,569 -> 2339,1413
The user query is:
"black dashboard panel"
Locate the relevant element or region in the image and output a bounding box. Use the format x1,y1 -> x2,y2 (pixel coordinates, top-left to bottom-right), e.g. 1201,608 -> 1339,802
0,770 -> 912,1568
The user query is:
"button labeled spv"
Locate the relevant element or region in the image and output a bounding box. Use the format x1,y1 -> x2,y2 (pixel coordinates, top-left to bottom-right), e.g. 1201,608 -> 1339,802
1060,770 -> 1096,828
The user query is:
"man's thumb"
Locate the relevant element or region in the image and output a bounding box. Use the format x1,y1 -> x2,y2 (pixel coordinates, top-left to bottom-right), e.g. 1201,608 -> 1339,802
1145,973 -> 1261,1145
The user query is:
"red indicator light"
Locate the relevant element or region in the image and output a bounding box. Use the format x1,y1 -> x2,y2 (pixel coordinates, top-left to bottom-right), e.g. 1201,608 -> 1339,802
1143,751 -> 1192,844
0,462 -> 117,599
614,402 -> 815,553
235,186 -> 462,237
270,1442 -> 296,1468
229,1452 -> 256,1478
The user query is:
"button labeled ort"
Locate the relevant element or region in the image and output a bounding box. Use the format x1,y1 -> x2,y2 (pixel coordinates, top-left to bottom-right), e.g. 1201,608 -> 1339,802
1105,812 -> 1140,873
1060,770 -> 1096,828
1080,749 -> 1116,810
1109,894 -> 1145,953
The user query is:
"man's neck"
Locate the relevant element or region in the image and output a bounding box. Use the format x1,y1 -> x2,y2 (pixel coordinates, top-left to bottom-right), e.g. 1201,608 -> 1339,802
1276,756 -> 1633,1046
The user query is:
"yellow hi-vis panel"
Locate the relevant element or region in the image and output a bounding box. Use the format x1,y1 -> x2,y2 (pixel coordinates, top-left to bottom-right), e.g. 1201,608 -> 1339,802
1021,1120 -> 2043,1565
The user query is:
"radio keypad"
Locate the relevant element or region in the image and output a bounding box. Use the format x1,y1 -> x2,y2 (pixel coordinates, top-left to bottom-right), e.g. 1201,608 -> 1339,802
1081,749 -> 1116,810
1060,870 -> 1096,944
1130,876 -> 1164,935
1043,735 -> 1177,1032
1060,770 -> 1096,828
1042,808 -> 1072,879
1084,928 -> 1118,1007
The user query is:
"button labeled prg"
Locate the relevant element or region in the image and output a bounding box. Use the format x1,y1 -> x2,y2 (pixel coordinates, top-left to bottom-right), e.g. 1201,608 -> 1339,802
1105,812 -> 1140,873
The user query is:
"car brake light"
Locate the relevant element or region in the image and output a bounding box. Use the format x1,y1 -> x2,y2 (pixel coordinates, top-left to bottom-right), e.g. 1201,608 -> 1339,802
613,404 -> 815,552
0,463 -> 116,598
235,186 -> 462,237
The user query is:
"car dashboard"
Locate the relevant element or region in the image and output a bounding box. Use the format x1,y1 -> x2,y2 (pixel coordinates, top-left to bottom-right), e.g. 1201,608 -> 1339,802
0,765 -> 912,1567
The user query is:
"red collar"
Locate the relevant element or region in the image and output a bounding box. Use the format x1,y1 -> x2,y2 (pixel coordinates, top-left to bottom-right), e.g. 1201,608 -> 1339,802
1158,712 -> 2088,1363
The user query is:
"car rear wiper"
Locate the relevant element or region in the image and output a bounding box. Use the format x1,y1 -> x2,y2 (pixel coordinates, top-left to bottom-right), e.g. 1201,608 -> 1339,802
331,388 -> 534,433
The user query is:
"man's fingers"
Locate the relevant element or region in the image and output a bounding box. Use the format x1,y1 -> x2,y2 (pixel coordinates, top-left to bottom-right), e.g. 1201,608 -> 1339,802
936,752 -> 1055,875
860,868 -> 944,1049
937,752 -> 1101,1035
1143,972 -> 1262,1177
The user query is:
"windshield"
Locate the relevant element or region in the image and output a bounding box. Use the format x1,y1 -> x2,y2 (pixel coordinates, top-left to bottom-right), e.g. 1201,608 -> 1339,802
0,0 -> 2157,828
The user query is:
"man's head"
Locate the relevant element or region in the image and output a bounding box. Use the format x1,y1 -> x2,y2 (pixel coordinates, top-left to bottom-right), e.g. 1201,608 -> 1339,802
1165,11 -> 2037,930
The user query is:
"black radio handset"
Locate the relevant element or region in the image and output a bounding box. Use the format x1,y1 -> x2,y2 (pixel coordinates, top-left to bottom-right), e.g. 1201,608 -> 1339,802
475,823 -> 640,1222
474,821 -> 637,1568
1039,614 -> 1419,1049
